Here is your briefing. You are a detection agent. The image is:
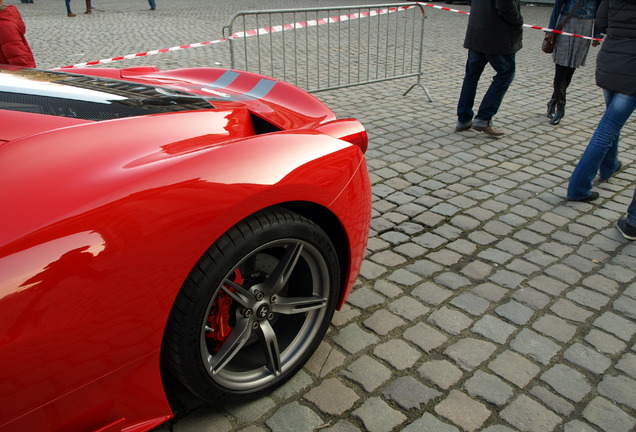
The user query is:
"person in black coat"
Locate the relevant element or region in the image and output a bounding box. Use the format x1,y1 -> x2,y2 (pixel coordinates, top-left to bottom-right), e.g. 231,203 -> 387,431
455,0 -> 523,137
566,0 -> 636,240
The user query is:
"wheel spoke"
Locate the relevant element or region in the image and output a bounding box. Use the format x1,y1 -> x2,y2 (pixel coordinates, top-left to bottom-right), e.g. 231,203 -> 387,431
221,277 -> 252,308
207,316 -> 252,375
257,321 -> 282,376
262,242 -> 303,295
271,295 -> 327,315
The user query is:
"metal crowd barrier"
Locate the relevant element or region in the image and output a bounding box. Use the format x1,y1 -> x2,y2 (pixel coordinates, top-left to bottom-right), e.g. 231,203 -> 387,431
223,3 -> 432,100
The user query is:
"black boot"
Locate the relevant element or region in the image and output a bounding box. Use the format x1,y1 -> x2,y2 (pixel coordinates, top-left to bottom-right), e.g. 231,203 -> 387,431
550,104 -> 565,125
547,98 -> 556,119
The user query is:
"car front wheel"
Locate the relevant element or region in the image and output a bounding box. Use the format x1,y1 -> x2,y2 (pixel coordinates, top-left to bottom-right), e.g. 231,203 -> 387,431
163,206 -> 340,402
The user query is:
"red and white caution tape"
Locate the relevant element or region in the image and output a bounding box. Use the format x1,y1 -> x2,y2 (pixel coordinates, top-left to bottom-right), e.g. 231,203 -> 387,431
417,2 -> 603,42
58,3 -> 602,69
59,6 -> 410,69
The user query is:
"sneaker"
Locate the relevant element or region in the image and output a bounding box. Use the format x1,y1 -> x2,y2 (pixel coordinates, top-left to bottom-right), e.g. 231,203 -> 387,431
473,125 -> 504,137
617,218 -> 636,240
568,191 -> 599,202
455,120 -> 472,132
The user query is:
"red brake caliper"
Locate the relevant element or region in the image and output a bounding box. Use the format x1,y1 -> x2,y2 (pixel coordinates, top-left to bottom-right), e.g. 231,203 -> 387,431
206,269 -> 242,353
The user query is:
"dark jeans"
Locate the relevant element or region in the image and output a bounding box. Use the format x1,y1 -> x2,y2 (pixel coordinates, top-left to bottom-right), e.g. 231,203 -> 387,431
457,50 -> 516,125
567,90 -> 636,207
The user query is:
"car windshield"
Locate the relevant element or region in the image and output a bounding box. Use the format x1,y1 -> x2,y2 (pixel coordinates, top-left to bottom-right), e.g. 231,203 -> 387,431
0,69 -> 215,121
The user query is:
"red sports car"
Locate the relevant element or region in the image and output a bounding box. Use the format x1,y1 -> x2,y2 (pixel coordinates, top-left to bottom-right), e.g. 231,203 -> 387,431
0,65 -> 371,432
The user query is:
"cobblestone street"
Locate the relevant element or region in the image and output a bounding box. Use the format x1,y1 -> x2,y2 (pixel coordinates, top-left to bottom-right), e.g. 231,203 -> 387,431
15,0 -> 636,431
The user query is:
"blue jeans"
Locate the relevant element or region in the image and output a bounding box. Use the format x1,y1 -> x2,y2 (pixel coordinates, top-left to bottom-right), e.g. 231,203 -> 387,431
567,90 -> 636,203
65,0 -> 71,14
457,50 -> 516,125
148,0 -> 156,8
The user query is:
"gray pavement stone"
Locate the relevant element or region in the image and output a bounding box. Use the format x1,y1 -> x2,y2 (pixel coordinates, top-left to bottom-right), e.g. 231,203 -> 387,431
495,300 -> 535,325
341,355 -> 391,393
402,413 -> 459,432
450,292 -> 491,316
550,298 -> 594,322
593,311 -> 636,341
444,337 -> 497,371
434,390 -> 491,432
500,395 -> 562,432
463,370 -> 513,407
563,343 -> 612,375
332,323 -> 380,354
352,397 -> 407,432
428,306 -> 473,335
614,295 -> 636,320
532,314 -> 578,343
411,282 -> 454,305
173,408 -> 232,432
225,398 -> 276,423
303,378 -> 359,416
373,339 -> 420,370
323,421 -> 361,432
387,296 -> 429,320
418,359 -> 464,390
529,385 -> 575,416
488,350 -> 541,389
562,420 -> 598,432
510,329 -> 561,365
382,376 -> 442,410
565,287 -> 611,310
597,375 -> 636,411
403,322 -> 448,353
265,402 -> 323,432
363,309 -> 406,336
583,397 -> 636,432
584,329 -> 628,355
513,287 -> 551,310
471,315 -> 517,344
540,364 -> 592,403
616,353 -> 636,379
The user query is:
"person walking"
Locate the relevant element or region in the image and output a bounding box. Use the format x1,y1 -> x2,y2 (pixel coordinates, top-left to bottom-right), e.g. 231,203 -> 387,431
66,0 -> 91,17
0,0 -> 36,67
455,0 -> 524,137
546,0 -> 601,125
566,0 -> 636,231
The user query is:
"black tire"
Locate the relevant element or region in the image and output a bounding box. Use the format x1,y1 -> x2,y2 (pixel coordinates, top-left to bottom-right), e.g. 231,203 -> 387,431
163,206 -> 340,402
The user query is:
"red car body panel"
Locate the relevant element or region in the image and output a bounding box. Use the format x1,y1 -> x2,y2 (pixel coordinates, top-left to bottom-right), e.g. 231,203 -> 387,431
0,67 -> 370,432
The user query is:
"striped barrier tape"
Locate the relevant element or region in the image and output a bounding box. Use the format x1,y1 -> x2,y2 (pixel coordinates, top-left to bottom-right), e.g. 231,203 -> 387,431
58,3 -> 602,69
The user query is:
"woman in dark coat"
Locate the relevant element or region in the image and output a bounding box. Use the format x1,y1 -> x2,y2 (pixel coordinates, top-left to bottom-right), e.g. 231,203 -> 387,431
566,0 -> 636,239
0,0 -> 35,67
546,0 -> 601,125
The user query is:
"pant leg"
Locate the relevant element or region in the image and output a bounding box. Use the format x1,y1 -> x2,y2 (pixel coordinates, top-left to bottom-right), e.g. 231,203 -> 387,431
567,90 -> 636,200
474,53 -> 516,122
148,0 -> 156,8
457,50 -> 488,124
65,0 -> 72,14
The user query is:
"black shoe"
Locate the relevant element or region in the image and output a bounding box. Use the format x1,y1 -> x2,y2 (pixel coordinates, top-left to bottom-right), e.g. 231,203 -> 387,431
550,105 -> 565,125
546,99 -> 556,119
599,161 -> 622,181
617,218 -> 636,240
568,191 -> 599,202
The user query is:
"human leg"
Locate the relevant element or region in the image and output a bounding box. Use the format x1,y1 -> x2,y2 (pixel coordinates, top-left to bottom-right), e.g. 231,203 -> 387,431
148,0 -> 156,9
85,0 -> 91,13
567,91 -> 636,200
457,50 -> 488,127
550,65 -> 575,125
473,53 -> 515,125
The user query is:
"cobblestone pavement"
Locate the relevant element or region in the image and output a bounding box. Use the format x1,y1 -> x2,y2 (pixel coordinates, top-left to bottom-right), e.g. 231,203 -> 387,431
15,0 -> 636,431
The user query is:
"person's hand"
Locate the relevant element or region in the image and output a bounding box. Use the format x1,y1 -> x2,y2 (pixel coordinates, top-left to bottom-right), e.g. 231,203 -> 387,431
592,40 -> 601,47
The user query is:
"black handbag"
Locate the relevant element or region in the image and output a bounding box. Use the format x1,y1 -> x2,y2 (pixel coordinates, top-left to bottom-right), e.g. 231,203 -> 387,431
542,0 -> 585,54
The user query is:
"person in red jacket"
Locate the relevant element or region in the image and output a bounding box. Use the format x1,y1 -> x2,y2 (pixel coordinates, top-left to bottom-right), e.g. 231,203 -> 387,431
0,0 -> 36,67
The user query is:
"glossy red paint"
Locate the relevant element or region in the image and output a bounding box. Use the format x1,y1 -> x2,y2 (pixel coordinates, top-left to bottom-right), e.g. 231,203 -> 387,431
0,66 -> 370,432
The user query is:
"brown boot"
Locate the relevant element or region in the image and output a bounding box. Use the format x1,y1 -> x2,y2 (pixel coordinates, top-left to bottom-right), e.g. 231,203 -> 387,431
85,0 -> 92,13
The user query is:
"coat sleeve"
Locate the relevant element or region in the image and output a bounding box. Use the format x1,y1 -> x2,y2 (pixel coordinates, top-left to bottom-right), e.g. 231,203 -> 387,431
495,0 -> 524,27
595,0 -> 608,33
548,0 -> 564,29
0,22 -> 35,67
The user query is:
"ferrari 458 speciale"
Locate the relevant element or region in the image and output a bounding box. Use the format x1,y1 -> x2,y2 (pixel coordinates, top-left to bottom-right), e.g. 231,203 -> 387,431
0,65 -> 371,432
